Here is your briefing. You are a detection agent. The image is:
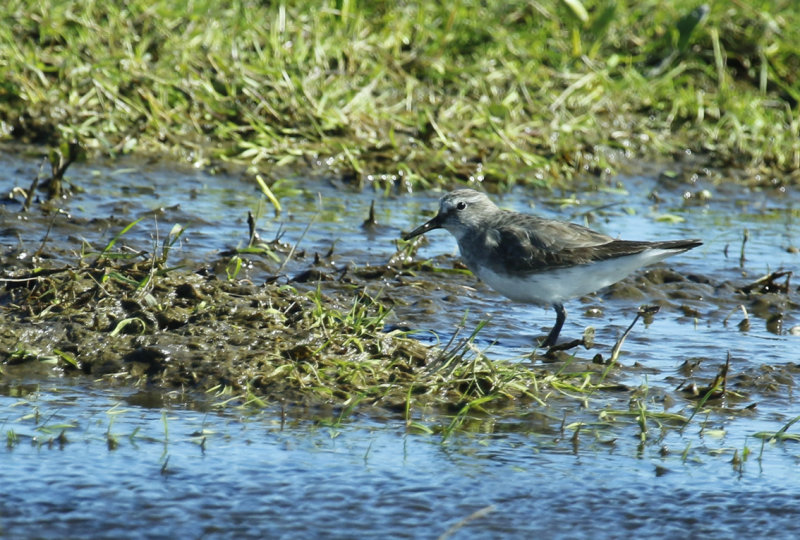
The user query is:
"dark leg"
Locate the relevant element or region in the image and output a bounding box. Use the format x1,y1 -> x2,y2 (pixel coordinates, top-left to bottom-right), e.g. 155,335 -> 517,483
541,303 -> 566,347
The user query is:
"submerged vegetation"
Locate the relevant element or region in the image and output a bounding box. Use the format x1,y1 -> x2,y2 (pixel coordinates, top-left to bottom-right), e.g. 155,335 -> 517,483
1,210 -> 797,443
0,216 -> 616,418
1,0 -> 799,188
3,8 -> 800,537
1,1 -> 799,444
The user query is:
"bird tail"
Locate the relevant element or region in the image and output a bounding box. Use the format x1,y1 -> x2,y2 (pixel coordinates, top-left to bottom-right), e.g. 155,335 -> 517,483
655,239 -> 703,252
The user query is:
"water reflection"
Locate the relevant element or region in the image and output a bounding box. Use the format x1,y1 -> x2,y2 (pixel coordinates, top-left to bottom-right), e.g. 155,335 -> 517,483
1,379 -> 799,538
2,152 -> 800,537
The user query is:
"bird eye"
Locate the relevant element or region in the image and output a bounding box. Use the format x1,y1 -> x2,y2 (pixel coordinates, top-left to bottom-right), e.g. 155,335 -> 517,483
456,201 -> 467,210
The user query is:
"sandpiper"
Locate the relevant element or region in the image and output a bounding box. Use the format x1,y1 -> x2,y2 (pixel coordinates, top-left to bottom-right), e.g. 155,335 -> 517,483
403,189 -> 702,347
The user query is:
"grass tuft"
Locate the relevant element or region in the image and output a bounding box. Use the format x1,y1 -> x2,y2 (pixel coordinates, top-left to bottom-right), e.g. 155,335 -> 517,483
1,1 -> 798,187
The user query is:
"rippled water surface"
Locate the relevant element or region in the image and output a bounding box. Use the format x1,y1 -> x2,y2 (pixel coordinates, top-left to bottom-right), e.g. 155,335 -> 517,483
2,152 -> 800,537
2,377 -> 799,539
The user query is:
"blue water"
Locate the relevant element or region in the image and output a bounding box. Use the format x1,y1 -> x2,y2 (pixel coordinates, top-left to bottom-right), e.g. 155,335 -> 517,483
2,379 -> 799,539
2,151 -> 800,538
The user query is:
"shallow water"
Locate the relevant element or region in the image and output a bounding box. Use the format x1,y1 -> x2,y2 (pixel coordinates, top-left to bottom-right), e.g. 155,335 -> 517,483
2,152 -> 800,537
2,377 -> 799,539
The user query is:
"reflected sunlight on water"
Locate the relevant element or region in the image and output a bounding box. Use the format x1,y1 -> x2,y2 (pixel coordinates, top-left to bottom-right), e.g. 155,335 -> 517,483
2,153 -> 800,538
1,379 -> 799,539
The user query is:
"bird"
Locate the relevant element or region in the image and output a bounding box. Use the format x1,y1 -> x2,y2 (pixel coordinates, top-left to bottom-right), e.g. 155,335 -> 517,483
403,189 -> 702,348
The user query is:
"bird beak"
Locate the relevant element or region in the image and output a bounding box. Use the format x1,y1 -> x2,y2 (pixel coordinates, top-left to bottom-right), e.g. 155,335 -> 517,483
403,213 -> 443,240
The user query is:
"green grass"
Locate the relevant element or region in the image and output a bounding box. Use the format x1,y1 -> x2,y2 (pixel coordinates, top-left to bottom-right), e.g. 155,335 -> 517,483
1,0 -> 798,188
0,218 -> 793,444
0,216 -> 686,437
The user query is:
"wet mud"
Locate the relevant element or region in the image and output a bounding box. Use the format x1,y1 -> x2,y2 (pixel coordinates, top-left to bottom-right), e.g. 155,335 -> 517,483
1,151 -> 799,435
2,229 -> 796,422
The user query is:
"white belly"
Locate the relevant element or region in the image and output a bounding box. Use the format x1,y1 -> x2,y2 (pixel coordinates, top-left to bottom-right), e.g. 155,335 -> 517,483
473,249 -> 679,305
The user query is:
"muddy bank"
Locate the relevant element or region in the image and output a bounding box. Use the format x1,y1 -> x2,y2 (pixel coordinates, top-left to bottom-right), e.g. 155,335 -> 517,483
2,234 -> 797,420
2,149 -> 799,436
1,252 -> 429,406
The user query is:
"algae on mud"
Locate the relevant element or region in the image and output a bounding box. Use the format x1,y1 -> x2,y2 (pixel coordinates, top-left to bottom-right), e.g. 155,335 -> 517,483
2,147 -> 798,431
0,209 -> 688,433
0,257 -> 416,401
1,206 -> 795,441
1,0 -> 798,188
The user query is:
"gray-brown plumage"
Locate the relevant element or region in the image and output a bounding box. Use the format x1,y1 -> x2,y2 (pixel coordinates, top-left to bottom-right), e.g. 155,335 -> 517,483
404,189 -> 702,347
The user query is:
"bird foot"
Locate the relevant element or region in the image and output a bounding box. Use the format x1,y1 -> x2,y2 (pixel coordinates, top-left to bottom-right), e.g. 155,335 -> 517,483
546,338 -> 584,353
532,337 -> 585,360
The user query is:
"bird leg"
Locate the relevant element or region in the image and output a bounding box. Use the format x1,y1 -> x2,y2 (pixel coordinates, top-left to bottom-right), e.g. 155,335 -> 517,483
541,303 -> 566,348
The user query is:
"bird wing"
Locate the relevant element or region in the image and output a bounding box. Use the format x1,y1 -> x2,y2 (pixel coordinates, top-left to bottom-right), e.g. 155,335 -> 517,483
515,215 -> 614,250
482,214 -> 619,273
475,212 -> 700,276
